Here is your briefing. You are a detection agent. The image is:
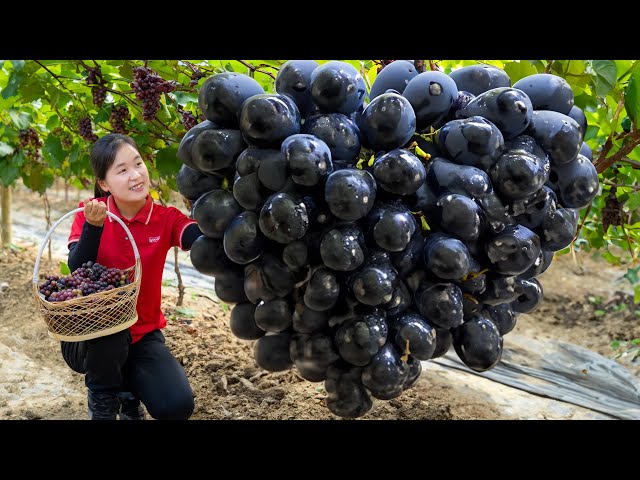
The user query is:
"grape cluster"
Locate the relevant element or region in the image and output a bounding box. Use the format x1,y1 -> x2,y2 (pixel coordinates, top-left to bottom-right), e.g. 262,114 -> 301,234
78,117 -> 98,142
38,261 -> 130,302
92,86 -> 107,108
109,105 -> 130,134
18,127 -> 43,160
376,59 -> 395,73
178,106 -> 198,131
130,66 -> 177,121
189,68 -> 206,88
180,61 -> 599,418
51,127 -> 74,150
86,66 -> 107,107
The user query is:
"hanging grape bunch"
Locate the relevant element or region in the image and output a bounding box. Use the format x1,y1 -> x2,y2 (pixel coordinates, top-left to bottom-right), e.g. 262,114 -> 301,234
18,127 -> 43,160
109,105 -> 131,134
86,65 -> 107,108
38,261 -> 130,302
178,60 -> 599,418
130,66 -> 177,121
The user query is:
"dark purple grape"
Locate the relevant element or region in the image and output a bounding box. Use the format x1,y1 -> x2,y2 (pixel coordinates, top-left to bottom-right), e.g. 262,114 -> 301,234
361,343 -> 409,400
259,193 -> 309,244
198,72 -> 265,128
289,333 -> 339,381
547,154 -> 599,209
567,105 -> 587,140
229,302 -> 265,340
254,333 -> 293,372
457,87 -> 533,139
369,60 -> 418,100
223,211 -> 264,265
320,223 -> 367,272
486,225 -> 541,276
403,71 -> 459,131
436,116 -> 504,171
239,94 -> 301,148
192,189 -> 242,239
527,110 -> 582,166
372,149 -> 426,196
483,303 -> 518,336
176,164 -> 223,202
359,92 -> 416,152
388,312 -> 436,360
302,113 -> 362,161
423,232 -> 472,280
189,235 -> 234,276
303,267 -> 340,311
215,267 -> 249,304
452,315 -> 503,372
513,73 -> 574,115
325,364 -> 372,418
414,280 -> 464,329
292,302 -> 330,334
310,61 -> 366,115
448,65 -> 511,96
191,129 -> 247,174
324,169 -> 377,221
254,298 -> 293,333
512,277 -> 543,313
539,207 -> 579,251
335,310 -> 388,366
275,60 -> 320,117
281,134 -> 333,187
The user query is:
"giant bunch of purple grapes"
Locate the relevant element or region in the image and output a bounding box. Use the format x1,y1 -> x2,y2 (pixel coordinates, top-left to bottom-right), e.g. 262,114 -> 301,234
39,261 -> 130,302
178,61 -> 599,418
130,66 -> 176,121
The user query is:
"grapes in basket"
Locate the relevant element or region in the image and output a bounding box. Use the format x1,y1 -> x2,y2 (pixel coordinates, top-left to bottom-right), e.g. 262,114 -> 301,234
38,261 -> 130,302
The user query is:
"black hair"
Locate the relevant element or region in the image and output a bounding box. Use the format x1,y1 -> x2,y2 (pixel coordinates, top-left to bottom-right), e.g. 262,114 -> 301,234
90,133 -> 139,198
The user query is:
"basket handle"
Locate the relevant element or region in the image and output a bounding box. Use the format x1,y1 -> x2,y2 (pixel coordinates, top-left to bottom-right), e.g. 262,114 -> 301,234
32,207 -> 141,285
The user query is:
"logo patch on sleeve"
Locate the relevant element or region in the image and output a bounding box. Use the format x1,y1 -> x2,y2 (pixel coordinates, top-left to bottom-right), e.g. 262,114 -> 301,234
149,236 -> 161,243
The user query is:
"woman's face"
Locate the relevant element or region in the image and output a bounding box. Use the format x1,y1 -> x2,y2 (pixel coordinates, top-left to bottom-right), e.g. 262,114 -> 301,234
98,143 -> 150,202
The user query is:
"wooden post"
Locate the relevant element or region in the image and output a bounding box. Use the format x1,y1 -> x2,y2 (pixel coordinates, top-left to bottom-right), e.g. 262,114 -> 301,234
1,185 -> 12,248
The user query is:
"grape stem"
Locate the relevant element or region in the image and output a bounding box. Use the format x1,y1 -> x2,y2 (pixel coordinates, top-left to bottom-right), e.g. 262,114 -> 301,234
236,60 -> 277,80
414,60 -> 426,73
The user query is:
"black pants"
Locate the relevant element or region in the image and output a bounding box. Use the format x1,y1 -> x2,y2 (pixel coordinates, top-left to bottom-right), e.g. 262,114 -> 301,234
61,329 -> 194,420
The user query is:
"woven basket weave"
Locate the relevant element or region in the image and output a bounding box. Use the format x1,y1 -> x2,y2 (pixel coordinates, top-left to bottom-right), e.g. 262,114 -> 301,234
32,207 -> 142,342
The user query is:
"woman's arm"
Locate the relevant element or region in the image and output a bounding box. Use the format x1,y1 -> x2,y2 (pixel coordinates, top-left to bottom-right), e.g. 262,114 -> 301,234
68,222 -> 103,271
180,223 -> 204,250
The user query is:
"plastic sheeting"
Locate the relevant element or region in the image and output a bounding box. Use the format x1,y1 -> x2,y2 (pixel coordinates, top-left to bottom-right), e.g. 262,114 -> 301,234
430,334 -> 640,420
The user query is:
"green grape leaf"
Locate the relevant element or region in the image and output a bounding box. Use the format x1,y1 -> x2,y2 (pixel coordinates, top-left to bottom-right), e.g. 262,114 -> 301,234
0,141 -> 14,157
2,69 -> 26,99
504,61 -> 538,84
154,146 -> 181,177
0,157 -> 20,186
60,262 -> 70,276
8,109 -> 31,129
625,63 -> 640,124
43,135 -> 64,168
593,60 -> 617,97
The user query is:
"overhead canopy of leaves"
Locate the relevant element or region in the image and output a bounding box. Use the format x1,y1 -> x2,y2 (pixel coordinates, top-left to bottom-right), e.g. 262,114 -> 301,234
0,59 -> 638,267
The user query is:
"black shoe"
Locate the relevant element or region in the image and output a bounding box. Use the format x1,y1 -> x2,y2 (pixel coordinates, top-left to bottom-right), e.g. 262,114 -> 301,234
117,391 -> 146,420
87,390 -> 121,420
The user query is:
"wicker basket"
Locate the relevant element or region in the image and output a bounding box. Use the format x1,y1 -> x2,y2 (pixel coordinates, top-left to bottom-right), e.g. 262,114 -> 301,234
32,208 -> 142,342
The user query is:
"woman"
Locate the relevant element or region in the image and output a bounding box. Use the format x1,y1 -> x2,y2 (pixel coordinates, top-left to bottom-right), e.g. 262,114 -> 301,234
61,133 -> 203,420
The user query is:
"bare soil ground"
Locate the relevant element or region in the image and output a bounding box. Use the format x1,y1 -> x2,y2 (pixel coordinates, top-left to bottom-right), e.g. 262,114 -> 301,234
1,187 -> 638,420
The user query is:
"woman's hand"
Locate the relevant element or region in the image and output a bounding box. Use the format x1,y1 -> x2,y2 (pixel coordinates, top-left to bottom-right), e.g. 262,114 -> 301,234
84,199 -> 107,227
